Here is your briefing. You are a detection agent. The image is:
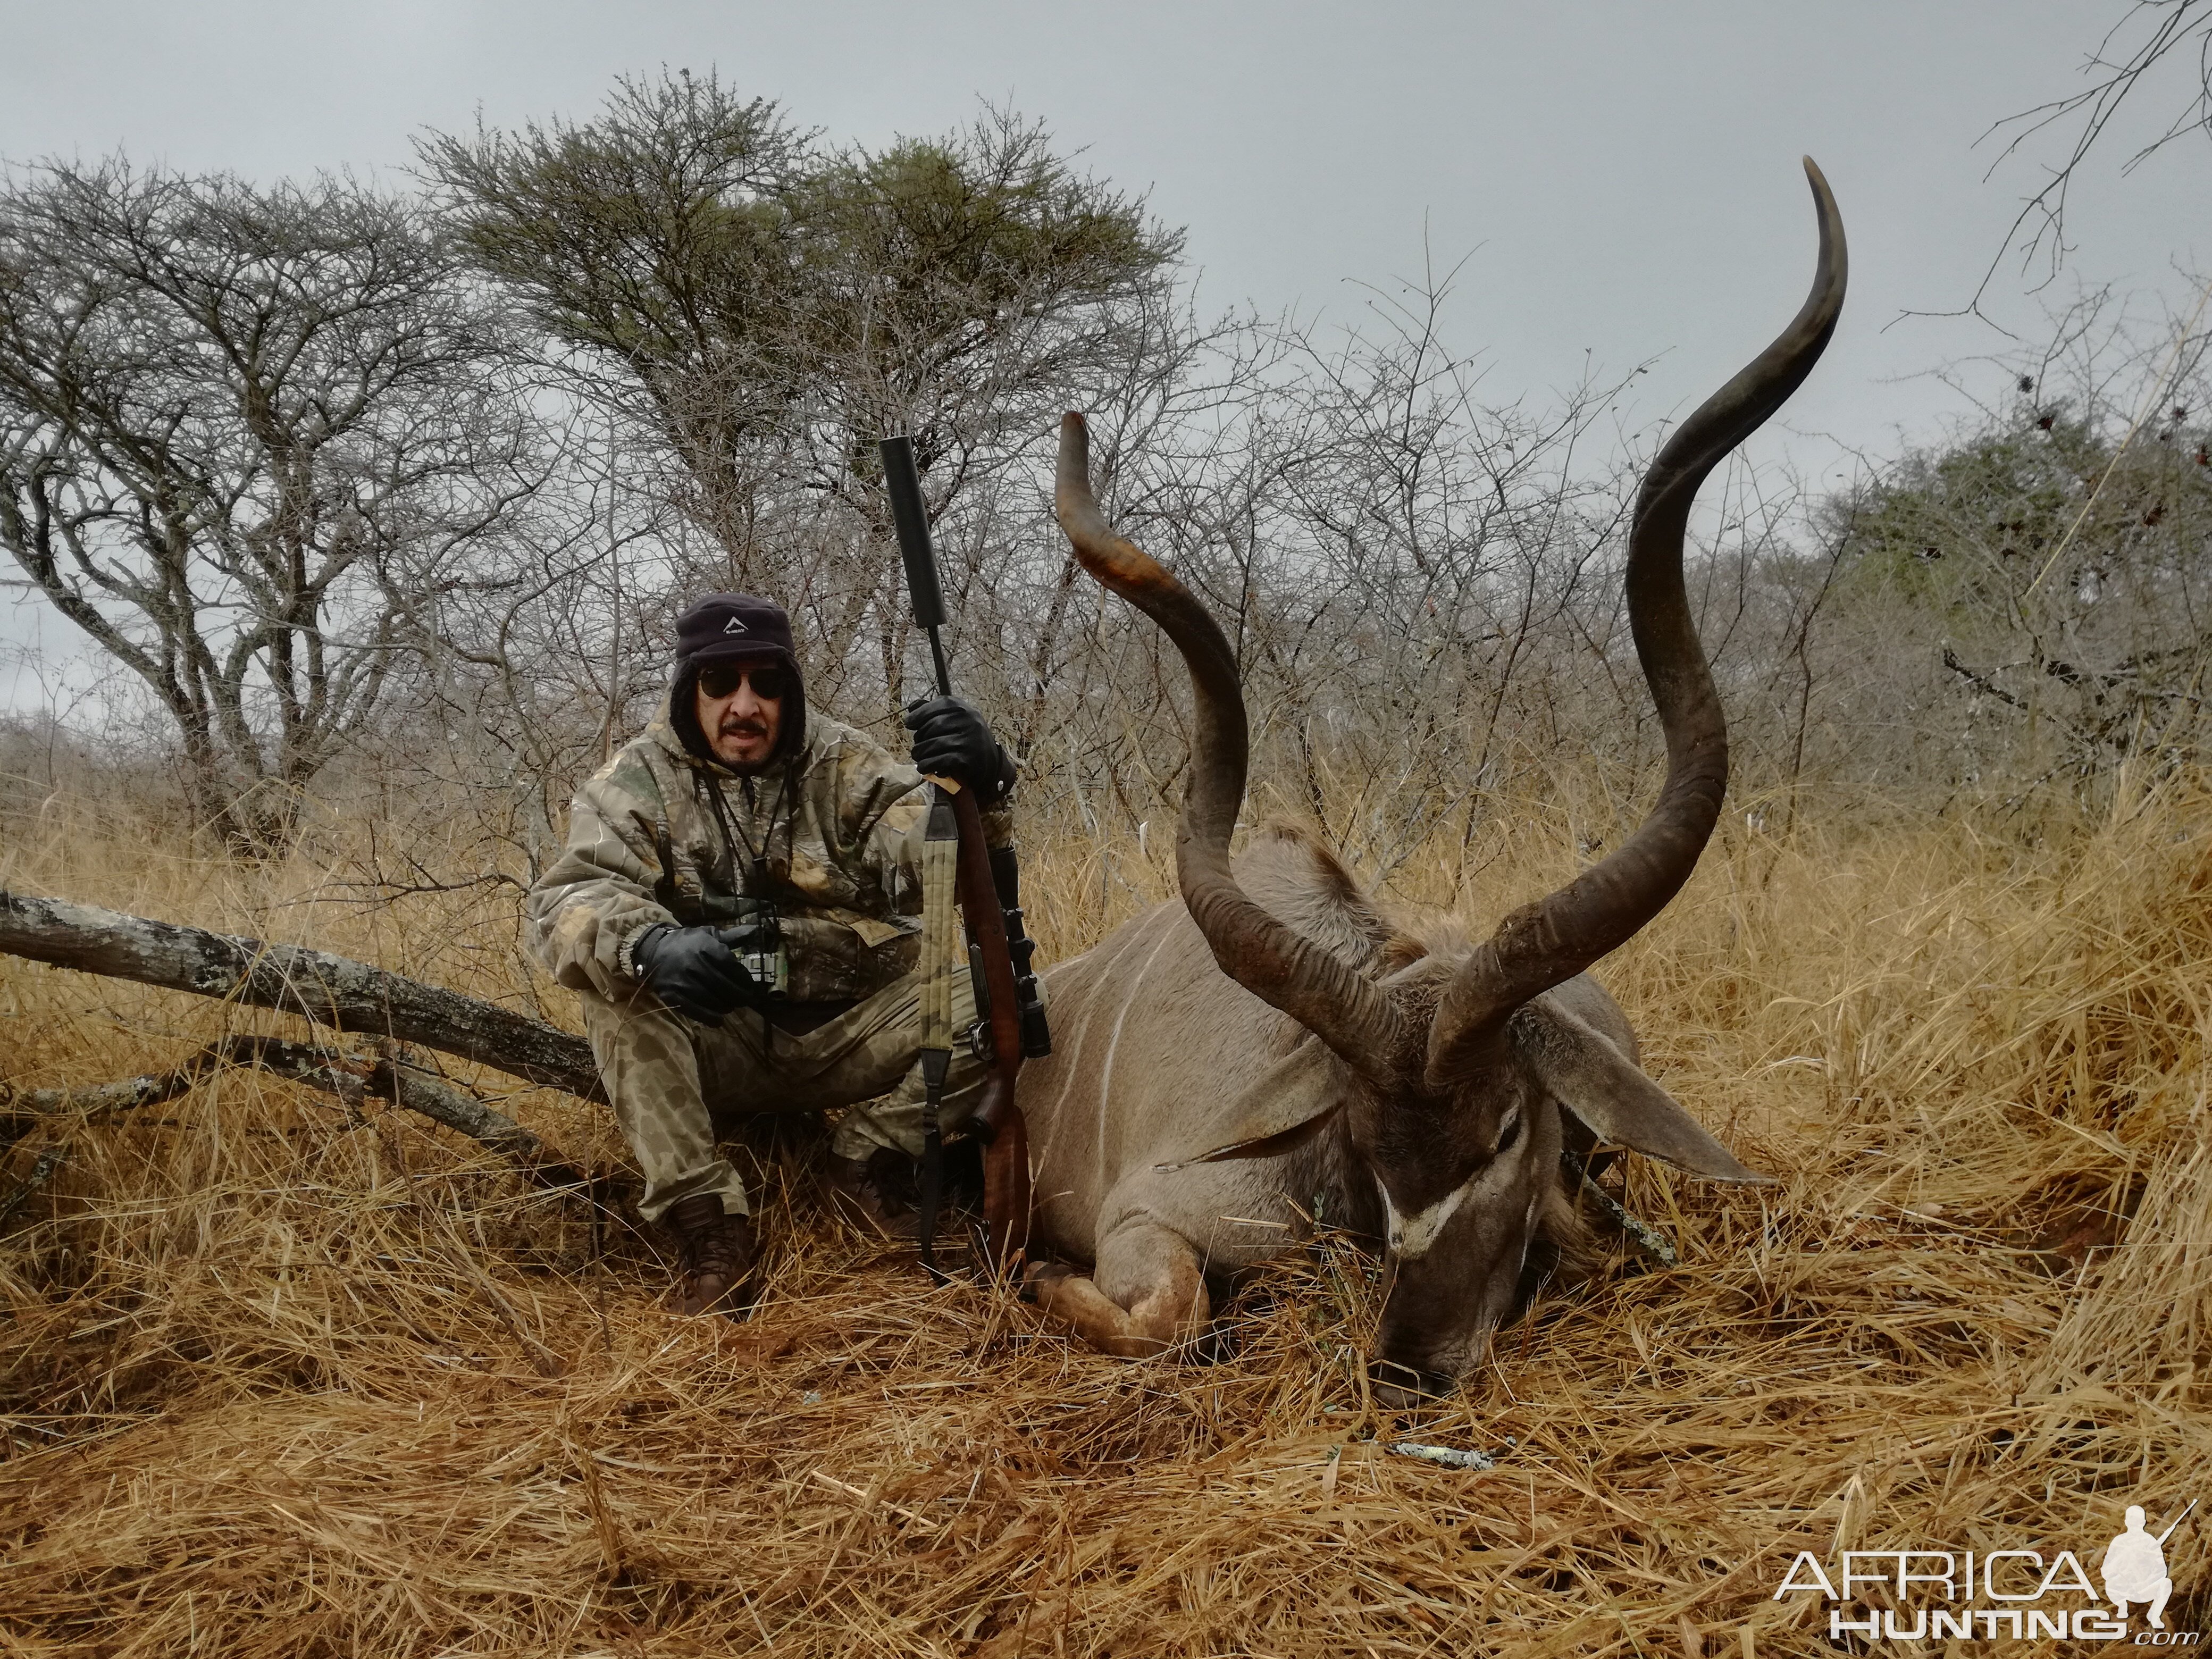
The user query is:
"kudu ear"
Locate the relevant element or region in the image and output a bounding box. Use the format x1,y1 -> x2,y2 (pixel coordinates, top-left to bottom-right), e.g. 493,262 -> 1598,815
1511,998 -> 1773,1184
1151,1037 -> 1344,1172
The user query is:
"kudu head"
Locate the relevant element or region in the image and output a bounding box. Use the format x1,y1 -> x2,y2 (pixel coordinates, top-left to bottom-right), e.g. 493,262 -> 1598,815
1055,160 -> 1845,1399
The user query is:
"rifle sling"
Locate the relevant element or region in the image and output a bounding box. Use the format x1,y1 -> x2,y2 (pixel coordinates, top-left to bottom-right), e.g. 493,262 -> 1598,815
915,783 -> 962,1285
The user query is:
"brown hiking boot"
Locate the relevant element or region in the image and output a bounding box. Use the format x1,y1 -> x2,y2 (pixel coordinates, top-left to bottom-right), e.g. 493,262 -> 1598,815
661,1195 -> 760,1318
823,1149 -> 920,1241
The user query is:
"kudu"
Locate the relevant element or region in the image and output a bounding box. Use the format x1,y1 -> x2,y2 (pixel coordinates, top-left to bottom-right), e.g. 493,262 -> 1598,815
1012,161 -> 1845,1398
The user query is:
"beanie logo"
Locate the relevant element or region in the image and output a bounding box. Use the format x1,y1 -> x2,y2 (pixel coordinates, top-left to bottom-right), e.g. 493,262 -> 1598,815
723,615 -> 748,635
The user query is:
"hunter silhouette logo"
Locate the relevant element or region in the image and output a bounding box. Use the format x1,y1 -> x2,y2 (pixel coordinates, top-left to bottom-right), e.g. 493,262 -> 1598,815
2107,1503 -> 2196,1630
722,614 -> 748,634
1769,1499 -> 2198,1645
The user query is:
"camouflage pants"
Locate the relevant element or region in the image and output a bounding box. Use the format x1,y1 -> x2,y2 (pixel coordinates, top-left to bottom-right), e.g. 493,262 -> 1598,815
579,966 -> 984,1224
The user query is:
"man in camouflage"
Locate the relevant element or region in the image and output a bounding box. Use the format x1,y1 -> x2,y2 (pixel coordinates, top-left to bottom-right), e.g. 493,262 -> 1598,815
528,593 -> 1017,1316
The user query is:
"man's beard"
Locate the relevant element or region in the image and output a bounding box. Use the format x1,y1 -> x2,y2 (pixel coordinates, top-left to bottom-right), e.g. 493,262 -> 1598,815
716,717 -> 774,768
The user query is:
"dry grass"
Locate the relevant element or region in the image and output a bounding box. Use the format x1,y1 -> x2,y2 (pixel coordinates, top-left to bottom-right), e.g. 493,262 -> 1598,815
3,776 -> 2209,1656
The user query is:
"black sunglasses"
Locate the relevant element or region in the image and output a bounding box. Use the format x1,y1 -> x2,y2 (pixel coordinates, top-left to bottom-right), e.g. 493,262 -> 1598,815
698,661 -> 788,701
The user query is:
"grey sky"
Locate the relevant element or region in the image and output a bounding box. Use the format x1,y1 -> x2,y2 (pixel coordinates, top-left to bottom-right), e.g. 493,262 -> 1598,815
1,1 -> 2204,708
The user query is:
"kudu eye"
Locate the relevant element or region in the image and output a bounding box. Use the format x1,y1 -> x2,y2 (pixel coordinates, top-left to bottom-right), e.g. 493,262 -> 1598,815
1494,1110 -> 1523,1157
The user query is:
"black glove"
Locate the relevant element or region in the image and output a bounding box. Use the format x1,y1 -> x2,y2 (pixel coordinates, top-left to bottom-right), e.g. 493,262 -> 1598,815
904,695 -> 1015,805
631,924 -> 756,1025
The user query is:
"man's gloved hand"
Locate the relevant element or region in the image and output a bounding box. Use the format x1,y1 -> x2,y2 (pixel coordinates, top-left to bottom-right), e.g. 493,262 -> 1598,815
904,695 -> 1015,805
716,919 -> 776,958
630,924 -> 757,1025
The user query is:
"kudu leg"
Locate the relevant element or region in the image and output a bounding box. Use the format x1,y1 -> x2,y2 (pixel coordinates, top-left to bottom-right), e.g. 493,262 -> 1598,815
1027,1222 -> 1210,1358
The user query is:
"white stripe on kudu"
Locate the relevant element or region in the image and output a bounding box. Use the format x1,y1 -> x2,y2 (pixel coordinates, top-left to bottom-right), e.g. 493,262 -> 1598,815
1380,1174 -> 1482,1260
1096,909 -> 1185,1169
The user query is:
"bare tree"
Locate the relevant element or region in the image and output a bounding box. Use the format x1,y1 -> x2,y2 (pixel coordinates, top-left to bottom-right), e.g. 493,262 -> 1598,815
0,158 -> 543,852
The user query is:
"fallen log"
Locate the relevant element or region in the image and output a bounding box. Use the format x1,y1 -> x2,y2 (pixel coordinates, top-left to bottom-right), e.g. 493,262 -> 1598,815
0,887 -> 600,1100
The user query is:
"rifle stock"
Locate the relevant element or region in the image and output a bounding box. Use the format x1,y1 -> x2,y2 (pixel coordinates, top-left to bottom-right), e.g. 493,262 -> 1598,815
952,787 -> 1030,1263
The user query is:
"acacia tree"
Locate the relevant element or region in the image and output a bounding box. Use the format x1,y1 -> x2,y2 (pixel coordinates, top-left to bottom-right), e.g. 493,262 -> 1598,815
0,159 -> 541,852
781,109 -> 1181,492
416,73 -> 812,574
421,76 -> 1183,727
1788,292 -> 2212,804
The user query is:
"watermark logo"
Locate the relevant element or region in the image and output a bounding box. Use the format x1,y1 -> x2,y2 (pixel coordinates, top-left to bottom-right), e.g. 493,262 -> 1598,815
2108,1505 -> 2181,1630
1771,1500 -> 2197,1645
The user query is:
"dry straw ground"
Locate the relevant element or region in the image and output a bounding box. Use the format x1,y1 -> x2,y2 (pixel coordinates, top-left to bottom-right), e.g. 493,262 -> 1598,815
2,779 -> 2208,1657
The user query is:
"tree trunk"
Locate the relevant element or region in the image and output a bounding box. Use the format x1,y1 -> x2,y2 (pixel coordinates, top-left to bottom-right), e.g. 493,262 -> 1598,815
0,888 -> 601,1100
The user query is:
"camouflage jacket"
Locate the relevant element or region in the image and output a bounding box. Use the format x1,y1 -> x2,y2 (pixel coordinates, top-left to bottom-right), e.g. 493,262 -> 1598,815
529,705 -> 1008,1006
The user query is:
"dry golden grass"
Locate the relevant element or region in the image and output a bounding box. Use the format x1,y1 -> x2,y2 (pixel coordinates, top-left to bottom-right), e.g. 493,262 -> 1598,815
3,776 -> 2208,1656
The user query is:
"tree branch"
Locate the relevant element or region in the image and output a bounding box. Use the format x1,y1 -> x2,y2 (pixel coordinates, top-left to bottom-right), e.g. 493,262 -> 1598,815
0,1033 -> 591,1190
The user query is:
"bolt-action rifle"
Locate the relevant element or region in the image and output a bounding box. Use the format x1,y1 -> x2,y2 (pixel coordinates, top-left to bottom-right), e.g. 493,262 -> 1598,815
880,435 -> 1050,1278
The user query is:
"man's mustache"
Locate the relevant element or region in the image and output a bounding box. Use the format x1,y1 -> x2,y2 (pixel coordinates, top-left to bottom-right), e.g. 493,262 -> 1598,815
718,717 -> 770,738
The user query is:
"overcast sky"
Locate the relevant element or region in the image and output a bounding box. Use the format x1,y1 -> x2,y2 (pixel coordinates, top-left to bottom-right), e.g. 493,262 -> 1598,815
1,1 -> 2205,708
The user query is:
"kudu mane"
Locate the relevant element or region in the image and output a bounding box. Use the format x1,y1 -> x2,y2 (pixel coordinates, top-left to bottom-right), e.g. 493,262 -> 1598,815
1235,826 -> 1398,974
1236,824 -> 1472,1042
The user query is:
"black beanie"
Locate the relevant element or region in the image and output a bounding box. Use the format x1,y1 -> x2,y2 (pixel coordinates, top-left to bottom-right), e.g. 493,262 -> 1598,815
669,593 -> 808,766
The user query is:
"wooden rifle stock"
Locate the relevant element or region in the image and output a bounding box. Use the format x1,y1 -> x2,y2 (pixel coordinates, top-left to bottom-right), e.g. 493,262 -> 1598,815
951,788 -> 1029,1268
